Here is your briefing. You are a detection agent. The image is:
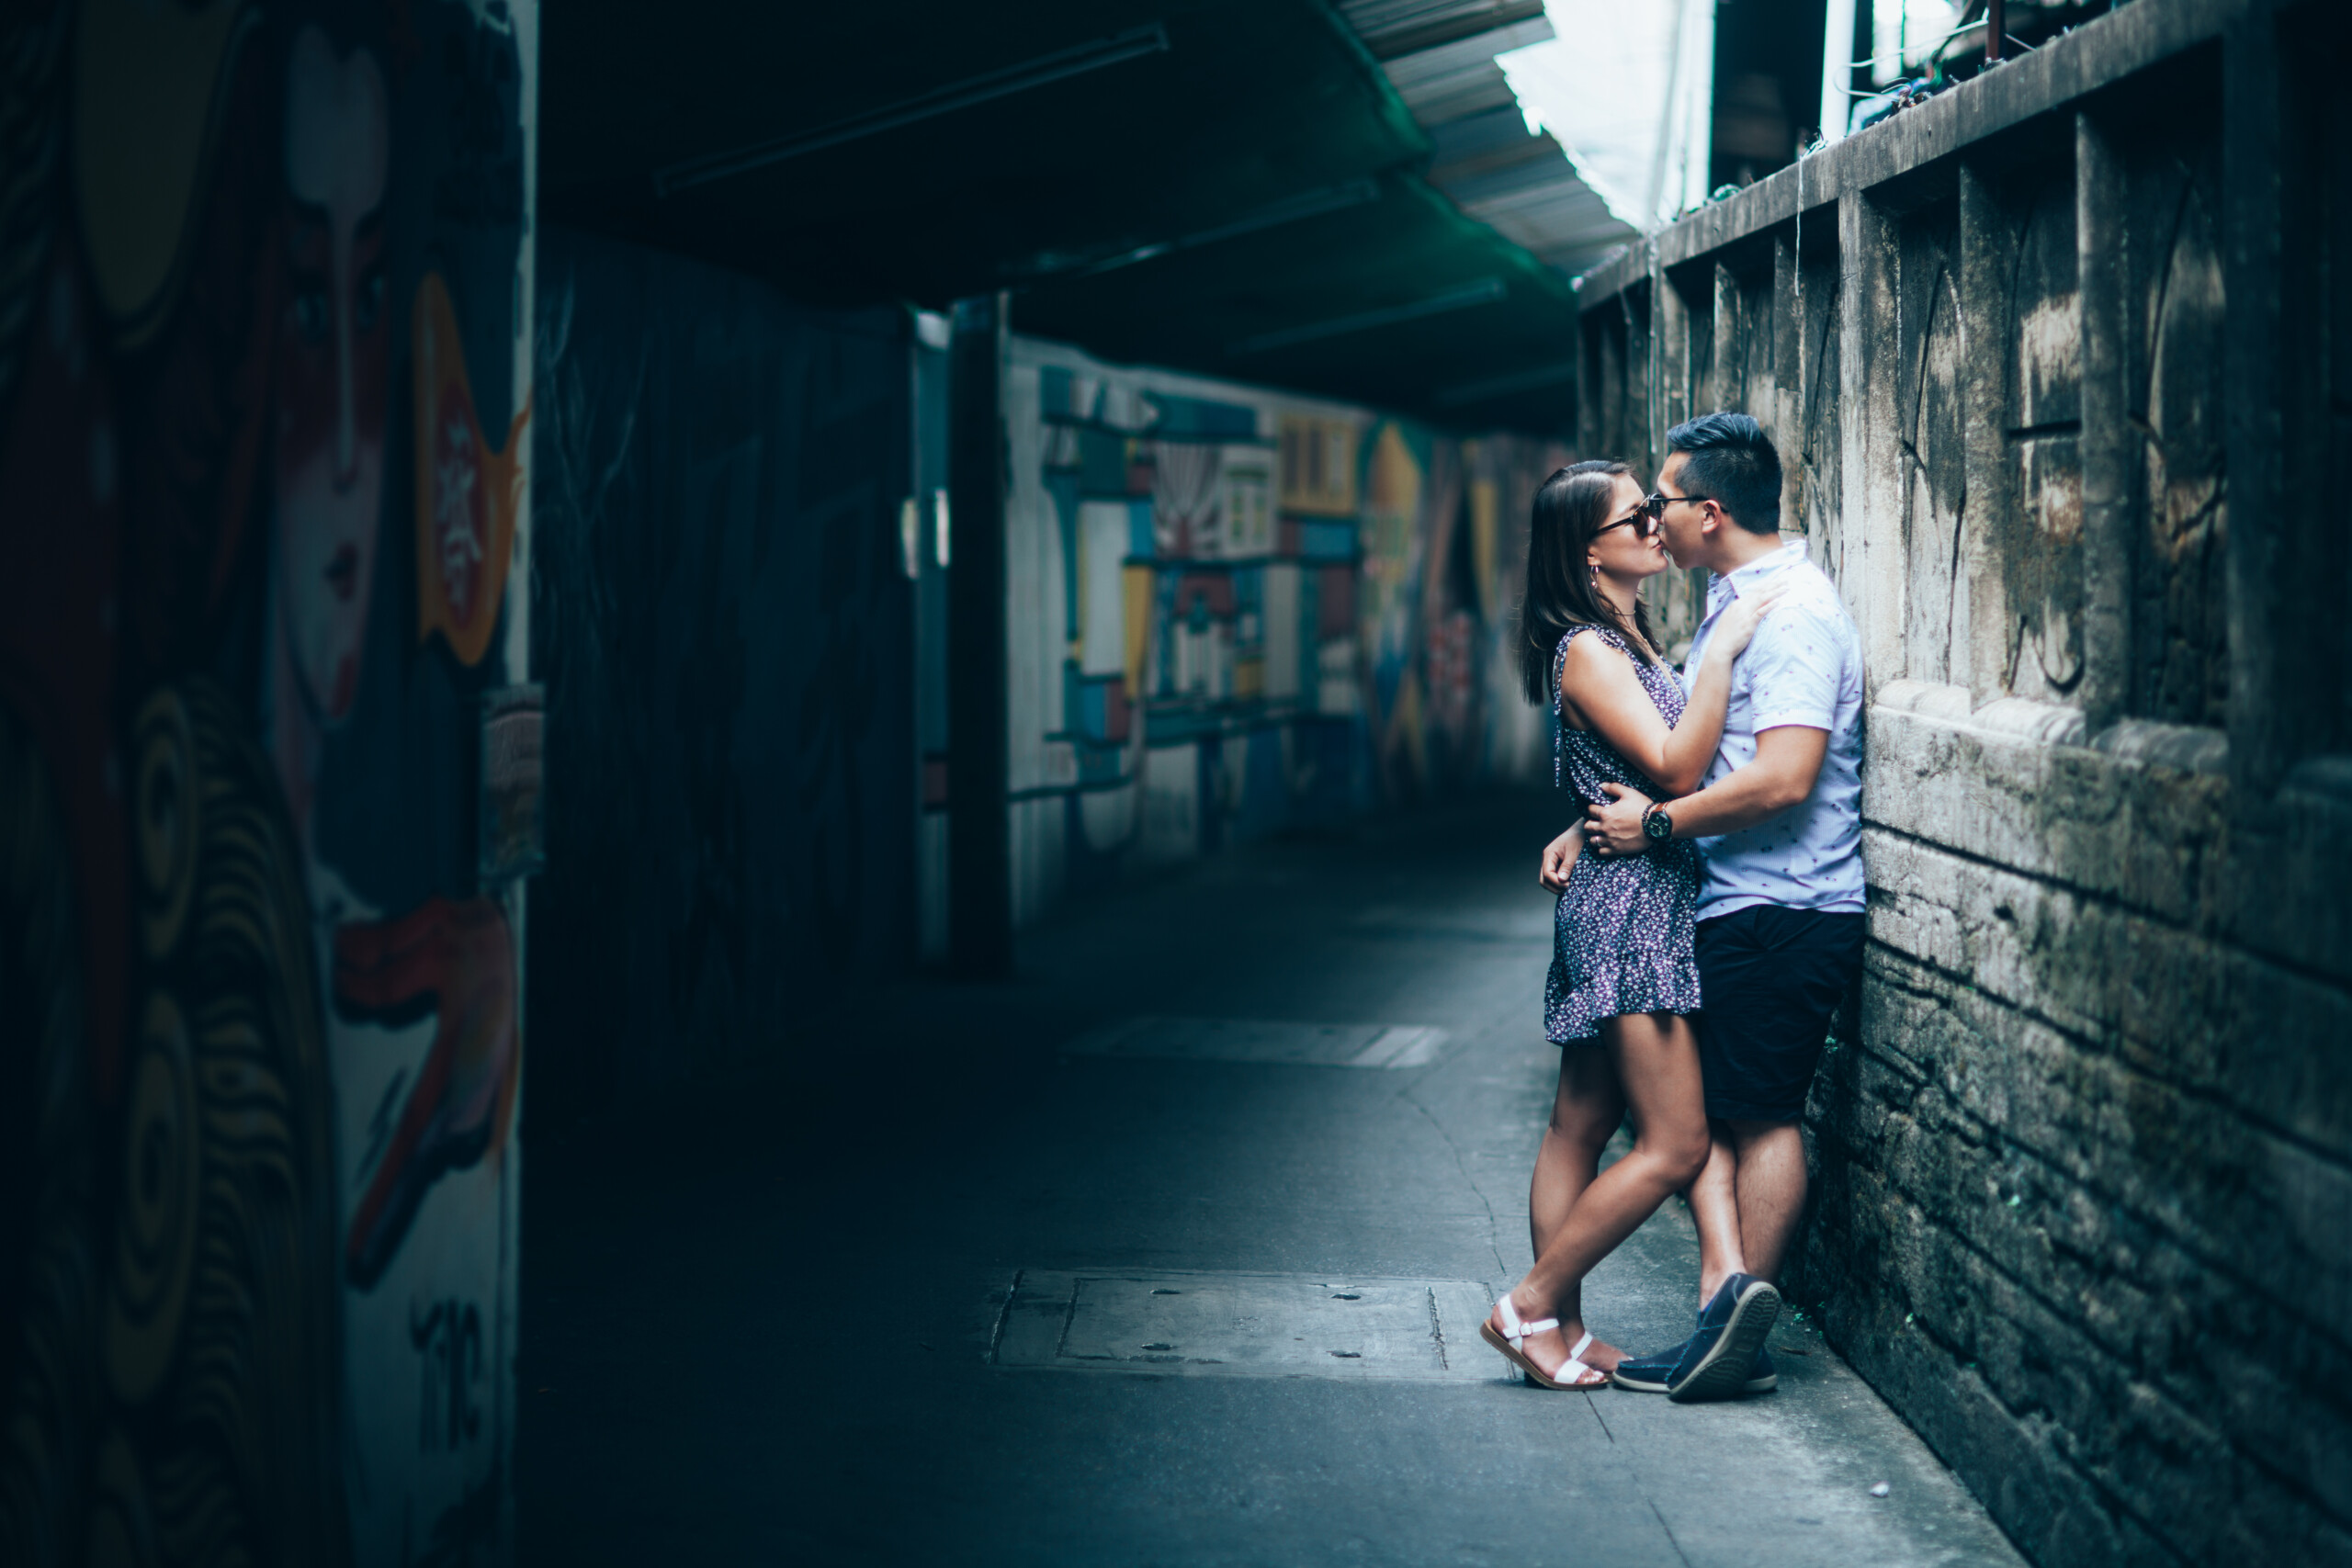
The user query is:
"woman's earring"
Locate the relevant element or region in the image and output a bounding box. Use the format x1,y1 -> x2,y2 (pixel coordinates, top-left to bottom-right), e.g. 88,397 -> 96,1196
1589,561 -> 1600,586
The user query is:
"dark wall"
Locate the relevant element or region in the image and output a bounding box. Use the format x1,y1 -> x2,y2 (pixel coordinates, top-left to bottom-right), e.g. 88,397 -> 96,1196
528,230 -> 914,1131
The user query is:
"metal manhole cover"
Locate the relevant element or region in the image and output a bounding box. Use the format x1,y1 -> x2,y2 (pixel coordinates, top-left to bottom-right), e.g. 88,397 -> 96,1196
1060,1017 -> 1448,1069
990,1269 -> 1497,1382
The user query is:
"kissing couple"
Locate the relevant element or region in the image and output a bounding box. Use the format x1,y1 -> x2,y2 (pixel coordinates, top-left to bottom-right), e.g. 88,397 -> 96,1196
1480,412 -> 1867,1401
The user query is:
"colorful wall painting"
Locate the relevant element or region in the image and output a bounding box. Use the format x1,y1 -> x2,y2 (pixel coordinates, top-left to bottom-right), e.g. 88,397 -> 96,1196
0,1 -> 537,1562
1464,435 -> 1567,782
991,335 -> 1568,930
1277,412 -> 1360,519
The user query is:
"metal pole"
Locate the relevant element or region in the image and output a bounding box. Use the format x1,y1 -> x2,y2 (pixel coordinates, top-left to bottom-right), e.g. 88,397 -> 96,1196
1985,0 -> 2005,62
1817,0 -> 1859,144
946,291 -> 1014,978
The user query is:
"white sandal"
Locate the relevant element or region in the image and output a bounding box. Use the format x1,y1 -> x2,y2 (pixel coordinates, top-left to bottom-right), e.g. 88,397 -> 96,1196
1478,1295 -> 1608,1389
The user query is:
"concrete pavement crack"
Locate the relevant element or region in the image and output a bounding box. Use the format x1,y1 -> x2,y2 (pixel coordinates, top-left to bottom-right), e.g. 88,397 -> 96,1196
1649,1499 -> 1694,1568
1403,1088 -> 1510,1282
986,1269 -> 1021,1365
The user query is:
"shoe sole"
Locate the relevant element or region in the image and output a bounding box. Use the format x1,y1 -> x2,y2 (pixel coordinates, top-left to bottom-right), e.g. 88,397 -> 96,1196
1611,1369 -> 1775,1395
1667,1281 -> 1781,1403
1477,1319 -> 1543,1382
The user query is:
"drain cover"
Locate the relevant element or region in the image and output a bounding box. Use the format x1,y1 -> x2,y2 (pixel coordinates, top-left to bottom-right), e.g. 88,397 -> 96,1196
1060,1017 -> 1447,1069
991,1269 -> 1496,1381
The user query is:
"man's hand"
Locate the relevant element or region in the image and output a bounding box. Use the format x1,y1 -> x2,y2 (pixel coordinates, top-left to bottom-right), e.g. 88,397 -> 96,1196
1539,826 -> 1583,892
1584,782 -> 1654,860
1624,726 -> 1829,840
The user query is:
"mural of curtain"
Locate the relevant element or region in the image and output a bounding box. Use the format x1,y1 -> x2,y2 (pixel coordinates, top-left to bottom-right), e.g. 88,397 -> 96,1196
1151,440 -> 1222,560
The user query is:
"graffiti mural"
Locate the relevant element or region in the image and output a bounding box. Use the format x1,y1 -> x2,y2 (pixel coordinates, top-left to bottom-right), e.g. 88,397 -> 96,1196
0,0 -> 537,1562
1464,434 -> 1571,780
992,338 -> 1566,928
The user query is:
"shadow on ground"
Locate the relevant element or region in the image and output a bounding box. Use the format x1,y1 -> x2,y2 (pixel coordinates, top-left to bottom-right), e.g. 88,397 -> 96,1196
516,791 -> 2024,1567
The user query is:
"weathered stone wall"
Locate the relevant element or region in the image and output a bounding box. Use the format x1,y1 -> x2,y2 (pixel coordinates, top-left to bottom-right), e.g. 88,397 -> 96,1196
1573,3 -> 2350,1562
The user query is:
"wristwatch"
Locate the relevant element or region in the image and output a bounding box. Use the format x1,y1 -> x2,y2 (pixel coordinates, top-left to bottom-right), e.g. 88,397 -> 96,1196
1642,803 -> 1675,844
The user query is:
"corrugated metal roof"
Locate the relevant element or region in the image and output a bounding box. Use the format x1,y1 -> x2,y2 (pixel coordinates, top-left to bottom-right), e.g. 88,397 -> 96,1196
1375,17 -> 1555,124
1429,107 -> 1634,275
1338,0 -> 1549,60
1340,2 -> 1637,283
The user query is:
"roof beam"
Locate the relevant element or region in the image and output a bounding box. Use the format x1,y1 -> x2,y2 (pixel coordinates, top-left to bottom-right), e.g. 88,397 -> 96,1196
1435,361 -> 1574,406
653,22 -> 1170,197
1227,276 -> 1506,355
1007,178 -> 1386,283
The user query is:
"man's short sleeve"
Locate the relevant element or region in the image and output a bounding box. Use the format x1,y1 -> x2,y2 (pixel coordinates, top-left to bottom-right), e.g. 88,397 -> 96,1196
1741,604 -> 1840,732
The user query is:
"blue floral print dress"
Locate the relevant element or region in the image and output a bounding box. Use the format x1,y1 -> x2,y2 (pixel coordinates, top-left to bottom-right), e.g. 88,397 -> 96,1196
1544,626 -> 1704,1043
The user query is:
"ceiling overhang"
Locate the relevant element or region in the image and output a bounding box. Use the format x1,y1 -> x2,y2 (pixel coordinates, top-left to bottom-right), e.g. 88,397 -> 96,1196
540,0 -> 1623,434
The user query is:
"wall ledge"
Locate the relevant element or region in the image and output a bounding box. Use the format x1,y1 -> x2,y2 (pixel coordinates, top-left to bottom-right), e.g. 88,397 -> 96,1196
1875,679 -> 2087,747
2282,753 -> 2352,807
1873,680 -> 2232,775
2089,717 -> 2229,776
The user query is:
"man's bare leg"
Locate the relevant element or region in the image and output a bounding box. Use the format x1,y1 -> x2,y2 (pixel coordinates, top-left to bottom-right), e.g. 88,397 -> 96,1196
1688,1117 -> 1808,1302
1722,1118 -> 1809,1283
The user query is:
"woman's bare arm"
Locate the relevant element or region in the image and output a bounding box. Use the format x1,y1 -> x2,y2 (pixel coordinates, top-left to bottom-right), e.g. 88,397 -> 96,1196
1556,592 -> 1779,796
1538,824 -> 1584,892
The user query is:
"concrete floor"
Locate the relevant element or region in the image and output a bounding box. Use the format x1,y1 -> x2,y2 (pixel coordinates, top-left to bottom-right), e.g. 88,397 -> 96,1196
516,792 -> 2027,1566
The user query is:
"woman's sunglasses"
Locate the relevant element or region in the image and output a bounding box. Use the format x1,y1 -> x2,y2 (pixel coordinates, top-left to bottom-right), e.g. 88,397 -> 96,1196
1596,510 -> 1661,539
1598,491 -> 1714,539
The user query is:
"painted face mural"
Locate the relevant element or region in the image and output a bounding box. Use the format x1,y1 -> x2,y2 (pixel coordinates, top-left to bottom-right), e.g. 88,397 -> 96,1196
276,25 -> 390,733
0,2 -> 537,1563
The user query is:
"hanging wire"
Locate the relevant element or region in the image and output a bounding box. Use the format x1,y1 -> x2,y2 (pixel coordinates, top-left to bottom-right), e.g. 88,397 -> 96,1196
1845,14 -> 1985,73
1833,23 -> 2041,92
1843,0 -> 2063,80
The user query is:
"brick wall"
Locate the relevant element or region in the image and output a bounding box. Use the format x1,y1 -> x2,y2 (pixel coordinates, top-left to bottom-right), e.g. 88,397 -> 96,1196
1573,3 -> 2351,1562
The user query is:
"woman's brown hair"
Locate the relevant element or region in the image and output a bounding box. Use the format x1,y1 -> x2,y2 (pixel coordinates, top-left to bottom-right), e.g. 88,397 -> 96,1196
1517,460 -> 1662,705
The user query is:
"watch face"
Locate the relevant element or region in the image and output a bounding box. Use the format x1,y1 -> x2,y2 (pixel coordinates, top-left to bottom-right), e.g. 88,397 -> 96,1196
1644,808 -> 1672,841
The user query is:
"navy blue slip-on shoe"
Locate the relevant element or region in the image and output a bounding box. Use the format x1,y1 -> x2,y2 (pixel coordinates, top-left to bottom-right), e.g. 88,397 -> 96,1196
1666,1273 -> 1781,1403
1608,1330 -> 1701,1393
1612,1333 -> 1775,1393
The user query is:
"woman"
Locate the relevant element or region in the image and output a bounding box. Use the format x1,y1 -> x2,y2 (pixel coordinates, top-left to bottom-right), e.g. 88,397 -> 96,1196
1480,461 -> 1780,1389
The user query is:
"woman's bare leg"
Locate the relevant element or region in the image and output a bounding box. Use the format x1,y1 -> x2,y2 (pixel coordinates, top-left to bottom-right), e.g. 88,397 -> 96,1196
1498,1012 -> 1712,1375
1524,1046 -> 1625,1363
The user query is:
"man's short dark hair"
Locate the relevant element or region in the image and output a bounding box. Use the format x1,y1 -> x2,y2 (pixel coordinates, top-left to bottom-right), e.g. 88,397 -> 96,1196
1666,412 -> 1781,535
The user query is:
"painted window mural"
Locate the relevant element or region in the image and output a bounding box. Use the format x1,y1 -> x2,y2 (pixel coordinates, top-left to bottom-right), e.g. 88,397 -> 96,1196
993,338 -> 1568,929
0,1 -> 536,1562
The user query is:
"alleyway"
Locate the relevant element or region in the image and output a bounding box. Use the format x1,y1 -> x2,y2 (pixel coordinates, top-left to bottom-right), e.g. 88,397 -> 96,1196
514,793 -> 2023,1566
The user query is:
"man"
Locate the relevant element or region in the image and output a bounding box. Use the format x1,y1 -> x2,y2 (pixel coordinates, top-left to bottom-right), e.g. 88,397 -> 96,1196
1579,411 -> 1866,1402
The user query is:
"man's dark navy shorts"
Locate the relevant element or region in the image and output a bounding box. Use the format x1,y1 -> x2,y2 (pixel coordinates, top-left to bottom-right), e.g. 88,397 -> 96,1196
1694,904 -> 1866,1123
